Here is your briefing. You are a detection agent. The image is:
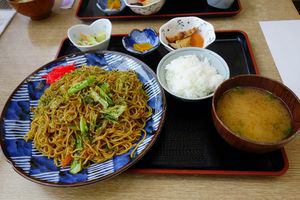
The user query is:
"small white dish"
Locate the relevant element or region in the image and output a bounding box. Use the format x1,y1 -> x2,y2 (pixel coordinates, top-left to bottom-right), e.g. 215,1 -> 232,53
67,19 -> 112,52
159,16 -> 216,52
124,0 -> 166,15
157,47 -> 230,101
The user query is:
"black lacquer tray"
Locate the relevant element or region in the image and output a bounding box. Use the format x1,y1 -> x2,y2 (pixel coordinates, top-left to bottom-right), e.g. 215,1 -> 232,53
56,31 -> 288,176
76,0 -> 242,21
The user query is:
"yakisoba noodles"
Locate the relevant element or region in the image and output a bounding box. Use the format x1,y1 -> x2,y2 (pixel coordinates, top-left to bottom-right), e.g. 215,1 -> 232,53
25,66 -> 152,174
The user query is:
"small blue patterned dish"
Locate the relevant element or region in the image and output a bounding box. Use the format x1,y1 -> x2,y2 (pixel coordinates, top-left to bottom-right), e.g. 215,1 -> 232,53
0,50 -> 166,187
96,0 -> 126,15
122,28 -> 160,55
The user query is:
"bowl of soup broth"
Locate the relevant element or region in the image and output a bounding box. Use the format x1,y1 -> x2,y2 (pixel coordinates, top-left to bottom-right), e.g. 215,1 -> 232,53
212,75 -> 300,153
7,0 -> 54,20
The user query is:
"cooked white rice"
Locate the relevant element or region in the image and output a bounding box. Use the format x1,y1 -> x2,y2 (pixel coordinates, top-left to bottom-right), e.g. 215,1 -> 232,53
165,54 -> 224,98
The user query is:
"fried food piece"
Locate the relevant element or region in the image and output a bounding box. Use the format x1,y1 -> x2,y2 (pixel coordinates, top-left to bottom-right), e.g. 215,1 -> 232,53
169,37 -> 191,49
166,27 -> 198,43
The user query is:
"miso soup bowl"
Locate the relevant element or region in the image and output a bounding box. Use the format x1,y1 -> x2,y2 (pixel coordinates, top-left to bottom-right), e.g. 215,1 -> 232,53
212,75 -> 300,153
7,0 -> 54,20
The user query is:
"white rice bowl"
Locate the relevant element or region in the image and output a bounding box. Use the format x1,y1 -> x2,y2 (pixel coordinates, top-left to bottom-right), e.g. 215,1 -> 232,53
165,54 -> 224,98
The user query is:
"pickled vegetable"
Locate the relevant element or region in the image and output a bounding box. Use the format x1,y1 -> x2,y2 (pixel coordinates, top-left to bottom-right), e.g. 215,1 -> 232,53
133,43 -> 153,52
108,0 -> 121,10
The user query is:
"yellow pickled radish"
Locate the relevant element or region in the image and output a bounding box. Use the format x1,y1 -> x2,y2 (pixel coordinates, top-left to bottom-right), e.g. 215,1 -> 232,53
133,43 -> 153,52
107,0 -> 121,10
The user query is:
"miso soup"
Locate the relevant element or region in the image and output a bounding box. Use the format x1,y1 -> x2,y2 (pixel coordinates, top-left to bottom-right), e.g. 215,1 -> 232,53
216,87 -> 292,143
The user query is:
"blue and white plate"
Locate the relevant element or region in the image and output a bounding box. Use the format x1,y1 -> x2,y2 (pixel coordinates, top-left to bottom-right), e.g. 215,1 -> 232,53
96,0 -> 126,15
0,51 -> 166,187
122,28 -> 160,55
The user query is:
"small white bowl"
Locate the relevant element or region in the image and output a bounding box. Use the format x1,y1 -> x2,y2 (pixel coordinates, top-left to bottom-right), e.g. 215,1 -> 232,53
67,19 -> 112,52
124,0 -> 166,15
159,16 -> 216,52
156,47 -> 230,101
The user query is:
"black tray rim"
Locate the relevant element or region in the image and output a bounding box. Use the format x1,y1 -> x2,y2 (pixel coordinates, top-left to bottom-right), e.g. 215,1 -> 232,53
75,0 -> 242,21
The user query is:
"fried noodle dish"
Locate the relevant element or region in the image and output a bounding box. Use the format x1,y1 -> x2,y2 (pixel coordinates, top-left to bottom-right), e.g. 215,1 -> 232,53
25,66 -> 152,174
